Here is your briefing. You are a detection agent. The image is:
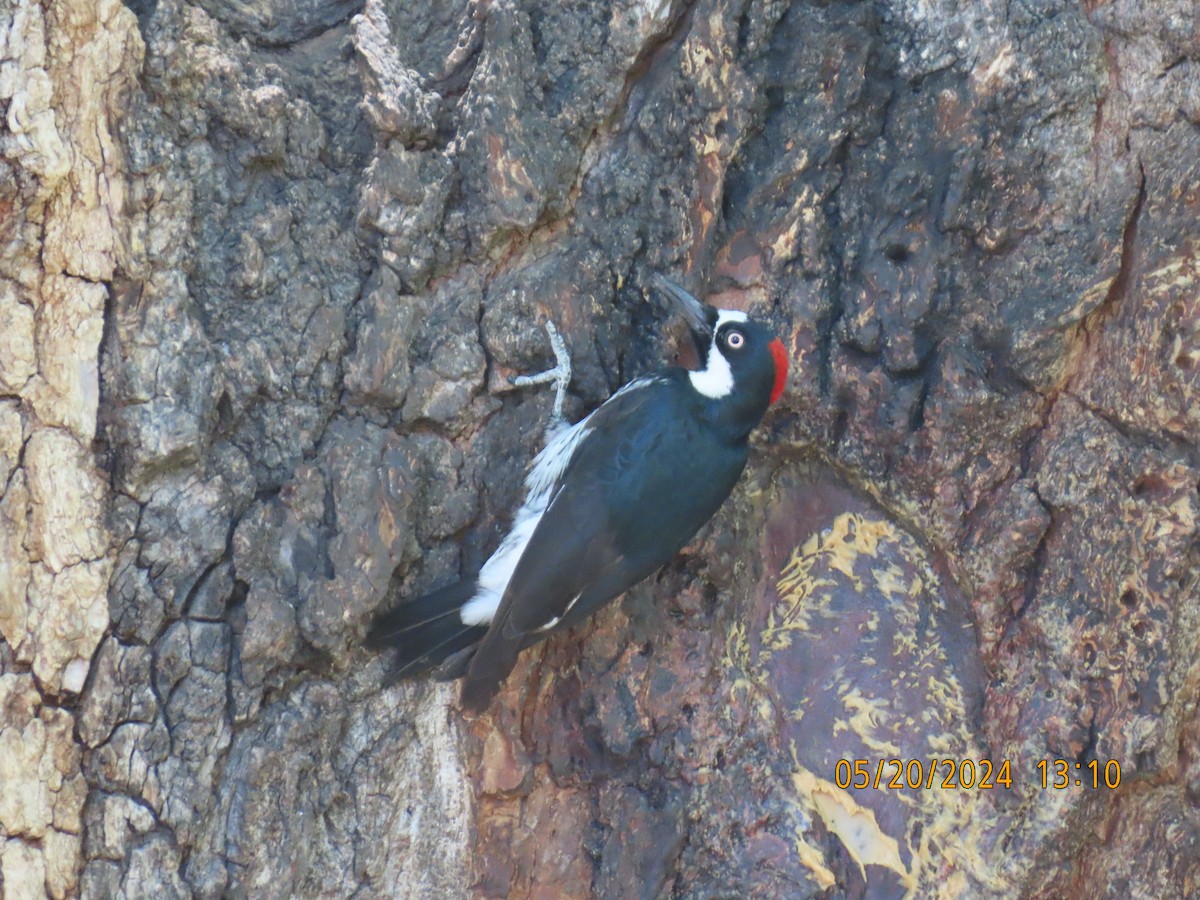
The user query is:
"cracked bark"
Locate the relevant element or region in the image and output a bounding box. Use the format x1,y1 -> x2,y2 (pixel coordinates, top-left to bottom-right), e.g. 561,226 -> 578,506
2,0 -> 1198,897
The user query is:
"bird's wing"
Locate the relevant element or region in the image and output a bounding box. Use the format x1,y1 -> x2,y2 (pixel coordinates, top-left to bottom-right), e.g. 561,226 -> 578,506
459,381 -> 746,710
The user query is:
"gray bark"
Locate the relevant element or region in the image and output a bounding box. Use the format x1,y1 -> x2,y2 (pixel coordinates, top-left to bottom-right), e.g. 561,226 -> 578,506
1,0 -> 1197,896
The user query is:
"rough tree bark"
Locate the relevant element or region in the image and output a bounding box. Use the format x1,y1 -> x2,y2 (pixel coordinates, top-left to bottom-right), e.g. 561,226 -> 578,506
1,0 -> 1197,897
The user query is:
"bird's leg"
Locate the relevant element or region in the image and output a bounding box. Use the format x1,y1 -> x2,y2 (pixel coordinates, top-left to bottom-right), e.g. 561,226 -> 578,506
510,321 -> 572,423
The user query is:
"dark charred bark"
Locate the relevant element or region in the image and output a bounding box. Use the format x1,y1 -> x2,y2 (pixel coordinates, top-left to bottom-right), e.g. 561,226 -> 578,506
2,0 -> 1198,896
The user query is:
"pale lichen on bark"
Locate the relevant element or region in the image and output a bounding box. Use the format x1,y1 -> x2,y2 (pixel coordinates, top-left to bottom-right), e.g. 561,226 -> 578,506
2,0 -> 1199,896
0,0 -> 141,895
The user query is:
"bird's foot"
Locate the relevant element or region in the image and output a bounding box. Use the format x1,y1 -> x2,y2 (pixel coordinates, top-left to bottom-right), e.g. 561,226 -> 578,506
511,321 -> 572,421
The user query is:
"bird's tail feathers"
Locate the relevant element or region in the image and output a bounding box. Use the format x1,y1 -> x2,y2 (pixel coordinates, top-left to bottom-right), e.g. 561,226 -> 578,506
366,580 -> 487,682
458,626 -> 524,712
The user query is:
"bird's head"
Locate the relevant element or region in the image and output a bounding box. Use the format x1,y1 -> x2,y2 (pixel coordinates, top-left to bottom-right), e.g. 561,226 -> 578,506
650,274 -> 789,430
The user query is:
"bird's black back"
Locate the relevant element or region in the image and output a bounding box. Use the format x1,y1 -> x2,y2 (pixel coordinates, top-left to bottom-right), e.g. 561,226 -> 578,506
459,371 -> 751,708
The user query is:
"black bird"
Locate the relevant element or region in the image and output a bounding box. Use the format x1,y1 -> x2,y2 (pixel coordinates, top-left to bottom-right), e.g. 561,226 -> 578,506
367,274 -> 789,711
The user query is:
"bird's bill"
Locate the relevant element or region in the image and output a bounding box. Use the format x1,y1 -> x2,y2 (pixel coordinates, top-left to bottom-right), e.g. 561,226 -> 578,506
649,273 -> 715,341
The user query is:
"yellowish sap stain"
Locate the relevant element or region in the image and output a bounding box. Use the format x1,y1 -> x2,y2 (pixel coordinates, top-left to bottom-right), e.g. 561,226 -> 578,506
834,689 -> 901,757
762,513 -> 916,655
791,757 -> 912,889
728,510 -> 1018,897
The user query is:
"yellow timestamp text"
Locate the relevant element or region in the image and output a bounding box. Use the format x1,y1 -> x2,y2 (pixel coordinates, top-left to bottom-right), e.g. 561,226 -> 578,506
1037,758 -> 1122,789
833,758 -> 1124,791
834,758 -> 1014,790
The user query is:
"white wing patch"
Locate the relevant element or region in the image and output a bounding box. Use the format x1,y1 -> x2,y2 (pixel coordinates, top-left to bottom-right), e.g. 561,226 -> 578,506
459,591 -> 502,626
607,374 -> 664,401
537,592 -> 582,632
523,376 -> 661,509
460,375 -> 662,627
462,416 -> 593,625
525,415 -> 592,502
689,308 -> 747,400
461,499 -> 546,625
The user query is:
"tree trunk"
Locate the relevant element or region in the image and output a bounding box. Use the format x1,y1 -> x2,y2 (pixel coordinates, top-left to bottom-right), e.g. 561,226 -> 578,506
1,0 -> 1197,896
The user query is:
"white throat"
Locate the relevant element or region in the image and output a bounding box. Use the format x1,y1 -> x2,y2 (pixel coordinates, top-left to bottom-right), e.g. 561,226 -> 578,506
688,309 -> 747,400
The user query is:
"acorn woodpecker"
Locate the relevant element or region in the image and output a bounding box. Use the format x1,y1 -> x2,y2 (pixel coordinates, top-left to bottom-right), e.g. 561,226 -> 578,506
367,274 -> 789,711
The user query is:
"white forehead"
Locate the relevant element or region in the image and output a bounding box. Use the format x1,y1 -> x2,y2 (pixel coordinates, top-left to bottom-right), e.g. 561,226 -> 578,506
714,309 -> 748,328
688,308 -> 748,400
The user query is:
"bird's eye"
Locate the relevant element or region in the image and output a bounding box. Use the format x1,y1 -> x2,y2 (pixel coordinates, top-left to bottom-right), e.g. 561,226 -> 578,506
725,330 -> 745,349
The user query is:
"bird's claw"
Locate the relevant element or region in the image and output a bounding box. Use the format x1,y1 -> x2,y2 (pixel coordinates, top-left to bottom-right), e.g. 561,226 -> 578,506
510,321 -> 572,421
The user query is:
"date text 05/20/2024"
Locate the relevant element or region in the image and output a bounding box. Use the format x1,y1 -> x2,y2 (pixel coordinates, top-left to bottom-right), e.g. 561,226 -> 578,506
833,758 -> 1123,791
